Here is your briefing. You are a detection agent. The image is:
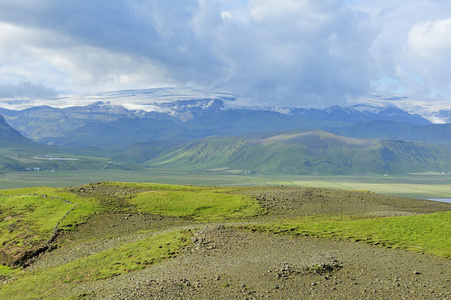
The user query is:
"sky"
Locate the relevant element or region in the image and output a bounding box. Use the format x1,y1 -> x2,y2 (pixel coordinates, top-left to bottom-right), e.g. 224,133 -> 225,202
0,0 -> 450,107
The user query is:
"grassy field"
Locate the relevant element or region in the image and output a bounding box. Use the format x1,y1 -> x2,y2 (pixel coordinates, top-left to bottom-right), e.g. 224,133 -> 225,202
0,230 -> 193,299
0,182 -> 261,265
244,211 -> 451,258
1,169 -> 450,198
0,181 -> 450,299
0,182 -> 263,298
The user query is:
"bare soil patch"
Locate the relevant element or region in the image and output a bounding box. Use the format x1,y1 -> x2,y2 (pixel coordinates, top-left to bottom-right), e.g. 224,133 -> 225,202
5,184 -> 450,299
47,225 -> 451,299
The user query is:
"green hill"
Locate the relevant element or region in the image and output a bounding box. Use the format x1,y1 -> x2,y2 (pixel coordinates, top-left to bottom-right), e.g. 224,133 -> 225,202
0,115 -> 49,172
146,130 -> 451,175
332,121 -> 451,145
0,115 -> 137,173
0,115 -> 38,148
0,182 -> 450,299
35,109 -> 337,149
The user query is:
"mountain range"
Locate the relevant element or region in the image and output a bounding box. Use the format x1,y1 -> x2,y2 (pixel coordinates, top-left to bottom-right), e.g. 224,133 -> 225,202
0,90 -> 444,148
144,130 -> 451,175
1,88 -> 451,175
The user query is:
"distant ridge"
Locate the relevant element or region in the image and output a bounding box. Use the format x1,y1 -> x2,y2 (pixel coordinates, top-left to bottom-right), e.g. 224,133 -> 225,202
0,115 -> 37,148
145,130 -> 451,175
332,121 -> 451,145
0,88 -> 437,150
0,115 -> 51,172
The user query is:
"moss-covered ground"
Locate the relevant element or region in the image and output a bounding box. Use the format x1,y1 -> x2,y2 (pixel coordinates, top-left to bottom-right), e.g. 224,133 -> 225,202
0,182 -> 449,299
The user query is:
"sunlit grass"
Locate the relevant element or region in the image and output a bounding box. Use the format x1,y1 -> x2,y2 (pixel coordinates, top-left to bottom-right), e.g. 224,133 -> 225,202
2,170 -> 451,198
0,187 -> 96,256
0,182 -> 262,258
130,190 -> 261,221
0,180 -> 449,299
243,211 -> 451,258
0,264 -> 19,277
0,230 -> 192,300
0,193 -> 74,249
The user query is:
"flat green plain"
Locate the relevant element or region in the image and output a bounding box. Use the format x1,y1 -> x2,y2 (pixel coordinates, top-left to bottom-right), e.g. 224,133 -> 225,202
1,169 -> 450,198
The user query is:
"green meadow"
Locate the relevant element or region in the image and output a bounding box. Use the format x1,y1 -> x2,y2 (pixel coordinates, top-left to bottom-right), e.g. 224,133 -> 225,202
0,180 -> 450,299
244,211 -> 451,258
0,230 -> 193,299
1,169 -> 450,198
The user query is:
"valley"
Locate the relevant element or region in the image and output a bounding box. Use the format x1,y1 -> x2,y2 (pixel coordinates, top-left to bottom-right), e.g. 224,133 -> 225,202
1,92 -> 451,190
3,0 -> 451,297
2,168 -> 451,199
0,89 -> 450,299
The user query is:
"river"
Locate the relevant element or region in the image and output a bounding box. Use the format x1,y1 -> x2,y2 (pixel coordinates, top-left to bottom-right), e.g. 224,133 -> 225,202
424,198 -> 451,204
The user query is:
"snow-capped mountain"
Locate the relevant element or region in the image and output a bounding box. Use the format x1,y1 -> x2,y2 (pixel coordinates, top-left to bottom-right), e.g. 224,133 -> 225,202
0,88 -> 448,124
353,94 -> 451,124
0,88 -> 236,112
287,104 -> 430,125
1,87 -> 451,149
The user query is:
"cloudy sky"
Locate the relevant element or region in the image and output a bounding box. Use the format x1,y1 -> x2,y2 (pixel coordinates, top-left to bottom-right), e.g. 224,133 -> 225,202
0,0 -> 450,107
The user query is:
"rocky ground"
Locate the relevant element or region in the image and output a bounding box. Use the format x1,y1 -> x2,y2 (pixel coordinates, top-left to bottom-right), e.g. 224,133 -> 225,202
10,185 -> 451,299
29,215 -> 450,300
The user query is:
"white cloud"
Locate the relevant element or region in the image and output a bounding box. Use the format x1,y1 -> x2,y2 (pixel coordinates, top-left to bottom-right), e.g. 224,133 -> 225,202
350,0 -> 451,101
408,18 -> 451,59
39,46 -> 174,91
402,18 -> 451,98
0,81 -> 57,98
0,0 -> 450,105
211,0 -> 376,106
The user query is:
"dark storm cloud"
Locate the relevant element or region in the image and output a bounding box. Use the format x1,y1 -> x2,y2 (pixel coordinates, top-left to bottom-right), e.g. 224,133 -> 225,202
0,82 -> 57,98
0,0 -> 450,105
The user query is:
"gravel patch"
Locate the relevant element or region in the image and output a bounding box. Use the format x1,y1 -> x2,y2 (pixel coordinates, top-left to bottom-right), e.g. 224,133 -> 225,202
51,225 -> 451,299
17,185 -> 451,299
